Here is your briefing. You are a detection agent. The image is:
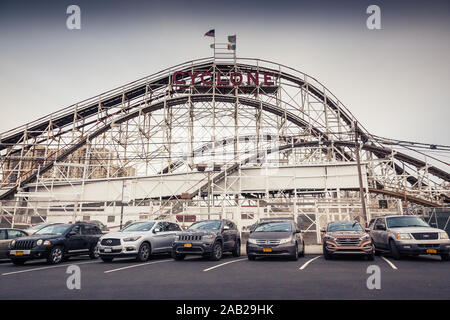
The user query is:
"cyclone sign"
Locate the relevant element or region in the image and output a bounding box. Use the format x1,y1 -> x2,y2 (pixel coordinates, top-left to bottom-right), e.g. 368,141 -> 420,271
172,71 -> 275,86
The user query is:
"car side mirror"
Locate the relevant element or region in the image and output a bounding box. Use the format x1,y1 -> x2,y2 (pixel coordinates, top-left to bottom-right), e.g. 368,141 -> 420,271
67,231 -> 77,237
320,229 -> 326,233
153,228 -> 161,233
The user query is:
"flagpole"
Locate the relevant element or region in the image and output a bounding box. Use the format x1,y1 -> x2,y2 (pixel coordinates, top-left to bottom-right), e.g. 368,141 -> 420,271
213,32 -> 216,60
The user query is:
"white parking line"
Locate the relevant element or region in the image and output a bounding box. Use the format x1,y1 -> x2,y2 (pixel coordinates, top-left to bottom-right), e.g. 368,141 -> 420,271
299,256 -> 321,270
104,259 -> 172,274
381,256 -> 398,270
203,258 -> 247,272
2,260 -> 98,276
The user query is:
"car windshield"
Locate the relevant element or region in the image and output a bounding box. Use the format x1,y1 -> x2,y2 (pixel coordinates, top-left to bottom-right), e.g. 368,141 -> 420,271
122,222 -> 155,232
328,222 -> 363,232
254,222 -> 292,232
188,221 -> 222,230
35,224 -> 71,235
386,216 -> 429,228
28,223 -> 48,230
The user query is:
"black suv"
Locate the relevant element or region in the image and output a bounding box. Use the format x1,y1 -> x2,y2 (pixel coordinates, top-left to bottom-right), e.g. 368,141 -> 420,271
172,219 -> 241,261
8,222 -> 102,265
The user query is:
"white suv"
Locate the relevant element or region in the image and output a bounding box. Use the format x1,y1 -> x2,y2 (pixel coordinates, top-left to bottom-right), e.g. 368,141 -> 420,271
369,215 -> 450,261
98,220 -> 181,262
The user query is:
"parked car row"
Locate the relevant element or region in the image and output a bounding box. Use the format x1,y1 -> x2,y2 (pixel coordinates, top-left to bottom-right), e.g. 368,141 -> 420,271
2,215 -> 449,265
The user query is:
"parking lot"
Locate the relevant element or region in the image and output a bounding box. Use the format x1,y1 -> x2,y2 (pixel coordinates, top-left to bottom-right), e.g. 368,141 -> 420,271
1,252 -> 448,300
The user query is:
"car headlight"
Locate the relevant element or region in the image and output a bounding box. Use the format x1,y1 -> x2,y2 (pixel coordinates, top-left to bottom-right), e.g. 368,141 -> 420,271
202,235 -> 215,241
174,235 -> 180,241
396,233 -> 412,240
36,239 -> 43,246
123,236 -> 142,242
360,234 -> 370,241
439,232 -> 449,239
43,240 -> 51,245
248,238 -> 257,244
10,240 -> 15,248
279,237 -> 293,244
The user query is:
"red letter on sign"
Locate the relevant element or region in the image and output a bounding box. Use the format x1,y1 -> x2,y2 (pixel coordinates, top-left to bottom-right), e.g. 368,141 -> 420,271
230,72 -> 243,86
217,72 -> 229,85
187,71 -> 200,85
263,72 -> 274,85
173,72 -> 185,85
201,72 -> 213,85
247,72 -> 259,86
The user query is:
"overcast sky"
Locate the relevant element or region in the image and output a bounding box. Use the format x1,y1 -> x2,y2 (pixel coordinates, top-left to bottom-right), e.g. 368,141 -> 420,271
0,0 -> 449,147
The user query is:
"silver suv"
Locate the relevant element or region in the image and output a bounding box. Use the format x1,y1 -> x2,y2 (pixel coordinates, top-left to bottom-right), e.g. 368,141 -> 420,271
98,220 -> 181,262
369,215 -> 450,261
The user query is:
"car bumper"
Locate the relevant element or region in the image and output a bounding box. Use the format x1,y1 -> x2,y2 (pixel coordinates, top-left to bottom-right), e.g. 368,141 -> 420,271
246,243 -> 297,257
325,240 -> 374,255
172,241 -> 215,255
98,243 -> 139,257
394,241 -> 450,255
7,248 -> 50,260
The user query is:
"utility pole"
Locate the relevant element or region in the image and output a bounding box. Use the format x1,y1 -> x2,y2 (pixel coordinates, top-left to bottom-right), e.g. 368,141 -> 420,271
120,180 -> 124,230
354,121 -> 368,226
207,171 -> 211,220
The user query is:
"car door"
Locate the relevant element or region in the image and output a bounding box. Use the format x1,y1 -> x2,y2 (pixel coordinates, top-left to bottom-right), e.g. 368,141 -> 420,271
0,230 -> 8,259
67,225 -> 87,253
151,222 -> 172,253
373,218 -> 388,249
222,220 -> 234,250
81,224 -> 98,250
165,223 -> 181,252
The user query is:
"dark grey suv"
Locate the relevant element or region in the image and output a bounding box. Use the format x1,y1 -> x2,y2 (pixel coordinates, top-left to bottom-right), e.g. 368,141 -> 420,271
171,219 -> 241,261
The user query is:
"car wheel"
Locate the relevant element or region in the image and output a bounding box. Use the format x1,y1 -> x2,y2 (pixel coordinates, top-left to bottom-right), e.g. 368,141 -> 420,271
172,252 -> 186,261
232,240 -> 241,257
47,246 -> 64,265
389,239 -> 401,260
11,259 -> 26,265
210,242 -> 223,261
101,257 -> 113,262
136,243 -> 151,262
440,254 -> 449,262
290,243 -> 299,261
248,255 -> 256,261
89,244 -> 99,259
299,241 -> 305,257
323,244 -> 332,260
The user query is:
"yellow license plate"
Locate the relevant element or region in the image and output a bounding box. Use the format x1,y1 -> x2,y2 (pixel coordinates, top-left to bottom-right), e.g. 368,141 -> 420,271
263,248 -> 272,253
426,249 -> 437,254
15,251 -> 23,256
184,243 -> 192,247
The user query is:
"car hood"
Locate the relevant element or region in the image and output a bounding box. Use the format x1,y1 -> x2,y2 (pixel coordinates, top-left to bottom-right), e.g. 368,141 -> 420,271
13,234 -> 61,241
388,227 -> 444,234
327,231 -> 366,238
176,230 -> 219,236
101,231 -> 148,239
249,232 -> 292,240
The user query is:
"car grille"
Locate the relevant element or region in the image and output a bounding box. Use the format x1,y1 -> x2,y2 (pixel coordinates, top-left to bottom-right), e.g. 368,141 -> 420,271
411,233 -> 438,240
417,244 -> 439,249
179,235 -> 202,241
336,238 -> 360,246
101,238 -> 121,246
255,239 -> 281,246
13,240 -> 35,249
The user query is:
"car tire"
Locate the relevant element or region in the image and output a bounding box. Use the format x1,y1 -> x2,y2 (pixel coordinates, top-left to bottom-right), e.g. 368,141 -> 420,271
323,244 -> 332,260
47,246 -> 64,265
290,243 -> 299,261
136,243 -> 151,262
210,241 -> 223,261
440,254 -> 449,262
172,252 -> 186,261
299,241 -> 305,257
89,244 -> 99,259
101,257 -> 113,262
248,255 -> 256,261
232,240 -> 241,257
11,259 -> 26,265
389,239 -> 401,260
